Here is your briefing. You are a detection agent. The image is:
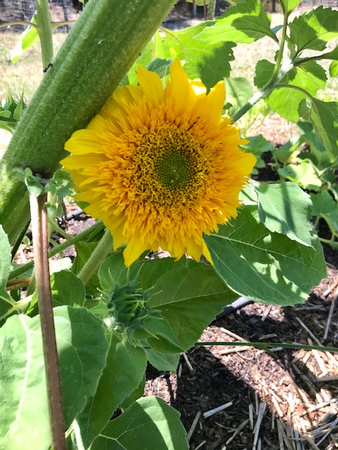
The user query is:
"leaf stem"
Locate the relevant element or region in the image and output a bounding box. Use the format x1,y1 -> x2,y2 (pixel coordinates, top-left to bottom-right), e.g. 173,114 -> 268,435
207,0 -> 217,20
29,192 -> 66,450
9,220 -> 104,280
195,341 -> 338,353
35,0 -> 54,69
78,229 -> 113,285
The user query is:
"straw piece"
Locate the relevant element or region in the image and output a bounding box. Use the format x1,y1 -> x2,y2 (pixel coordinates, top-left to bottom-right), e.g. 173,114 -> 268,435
182,352 -> 194,373
252,402 -> 266,450
187,411 -> 201,442
203,401 -> 233,418
220,327 -> 247,342
324,295 -> 337,340
225,418 -> 249,445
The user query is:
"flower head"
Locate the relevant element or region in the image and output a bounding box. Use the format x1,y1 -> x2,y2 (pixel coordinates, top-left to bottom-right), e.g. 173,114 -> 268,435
61,60 -> 256,266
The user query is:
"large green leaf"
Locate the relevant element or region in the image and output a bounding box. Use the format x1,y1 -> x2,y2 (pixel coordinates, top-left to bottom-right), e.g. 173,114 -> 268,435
280,0 -> 301,14
299,98 -> 338,162
255,182 -> 313,247
75,332 -> 147,449
98,251 -> 142,293
211,0 -> 277,43
140,258 -> 238,349
91,397 -> 188,450
289,6 -> 338,52
0,306 -> 109,450
204,206 -> 326,305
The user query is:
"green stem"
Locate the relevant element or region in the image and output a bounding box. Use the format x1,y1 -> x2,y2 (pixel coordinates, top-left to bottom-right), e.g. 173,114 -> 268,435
207,0 -> 216,20
0,20 -> 38,29
78,229 -> 113,285
8,220 -> 104,280
35,0 -> 54,69
232,5 -> 290,124
195,341 -> 338,353
29,192 -> 66,450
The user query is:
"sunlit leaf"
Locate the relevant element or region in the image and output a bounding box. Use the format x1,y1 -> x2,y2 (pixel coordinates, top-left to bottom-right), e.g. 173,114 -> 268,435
255,182 -> 313,246
91,397 -> 188,450
0,225 -> 11,301
204,206 -> 326,305
278,162 -> 322,191
289,6 -> 338,52
280,0 -> 301,14
11,16 -> 39,63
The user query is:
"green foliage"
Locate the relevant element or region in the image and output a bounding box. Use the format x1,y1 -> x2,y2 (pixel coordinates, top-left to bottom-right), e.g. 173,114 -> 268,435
204,204 -> 326,305
2,0 -> 338,448
0,306 -> 109,450
91,397 -> 188,450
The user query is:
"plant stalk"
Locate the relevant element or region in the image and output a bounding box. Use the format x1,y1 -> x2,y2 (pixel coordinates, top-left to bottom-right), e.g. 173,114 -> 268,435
207,0 -> 217,20
35,0 -> 54,69
78,229 -> 113,285
29,192 -> 66,450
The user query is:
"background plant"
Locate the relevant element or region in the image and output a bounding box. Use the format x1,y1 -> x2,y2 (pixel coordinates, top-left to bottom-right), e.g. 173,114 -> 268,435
0,0 -> 337,449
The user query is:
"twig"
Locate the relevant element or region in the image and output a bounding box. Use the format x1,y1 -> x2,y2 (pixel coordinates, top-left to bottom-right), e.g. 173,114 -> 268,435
30,193 -> 66,450
203,401 -> 233,418
187,411 -> 201,442
225,419 -> 249,445
252,402 -> 266,450
182,352 -> 194,373
323,276 -> 338,297
324,295 -> 337,340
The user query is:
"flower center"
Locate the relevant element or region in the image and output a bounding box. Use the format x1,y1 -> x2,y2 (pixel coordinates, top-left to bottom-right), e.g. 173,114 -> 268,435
155,149 -> 191,191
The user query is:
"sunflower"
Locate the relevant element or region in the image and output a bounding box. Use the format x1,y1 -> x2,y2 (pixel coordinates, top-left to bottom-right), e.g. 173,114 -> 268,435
61,60 -> 256,266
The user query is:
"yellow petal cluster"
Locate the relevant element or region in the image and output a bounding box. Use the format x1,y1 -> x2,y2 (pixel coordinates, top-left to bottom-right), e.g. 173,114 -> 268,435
61,60 -> 256,266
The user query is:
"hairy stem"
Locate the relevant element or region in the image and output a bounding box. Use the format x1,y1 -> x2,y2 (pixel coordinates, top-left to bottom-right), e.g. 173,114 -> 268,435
30,192 -> 66,450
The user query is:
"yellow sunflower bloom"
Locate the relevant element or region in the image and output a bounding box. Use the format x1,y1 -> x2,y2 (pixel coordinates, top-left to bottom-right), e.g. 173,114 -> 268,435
61,60 -> 256,266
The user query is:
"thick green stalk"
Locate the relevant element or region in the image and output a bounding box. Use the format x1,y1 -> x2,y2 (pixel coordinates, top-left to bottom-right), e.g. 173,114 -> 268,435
78,229 -> 112,285
0,0 -> 176,244
36,0 -> 53,69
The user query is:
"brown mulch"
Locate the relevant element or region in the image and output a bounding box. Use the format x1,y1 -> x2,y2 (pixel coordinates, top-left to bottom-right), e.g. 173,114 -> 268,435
144,261 -> 338,450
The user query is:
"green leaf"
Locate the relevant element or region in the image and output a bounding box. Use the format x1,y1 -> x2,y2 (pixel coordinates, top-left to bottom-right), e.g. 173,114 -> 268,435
311,191 -> 338,233
280,0 -> 301,14
254,59 -> 274,89
140,258 -> 238,349
133,312 -> 184,354
146,58 -> 173,78
289,6 -> 338,52
255,182 -> 313,246
11,15 -> 39,63
211,0 -> 277,43
98,251 -> 142,293
299,98 -> 338,162
204,206 -> 326,305
0,306 -> 109,450
75,332 -> 147,448
154,24 -> 236,89
225,77 -> 253,117
241,134 -> 274,169
91,397 -> 188,450
278,162 -> 322,191
330,60 -> 338,77
264,61 -> 327,122
145,349 -> 180,372
72,241 -> 101,295
0,225 -> 11,300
